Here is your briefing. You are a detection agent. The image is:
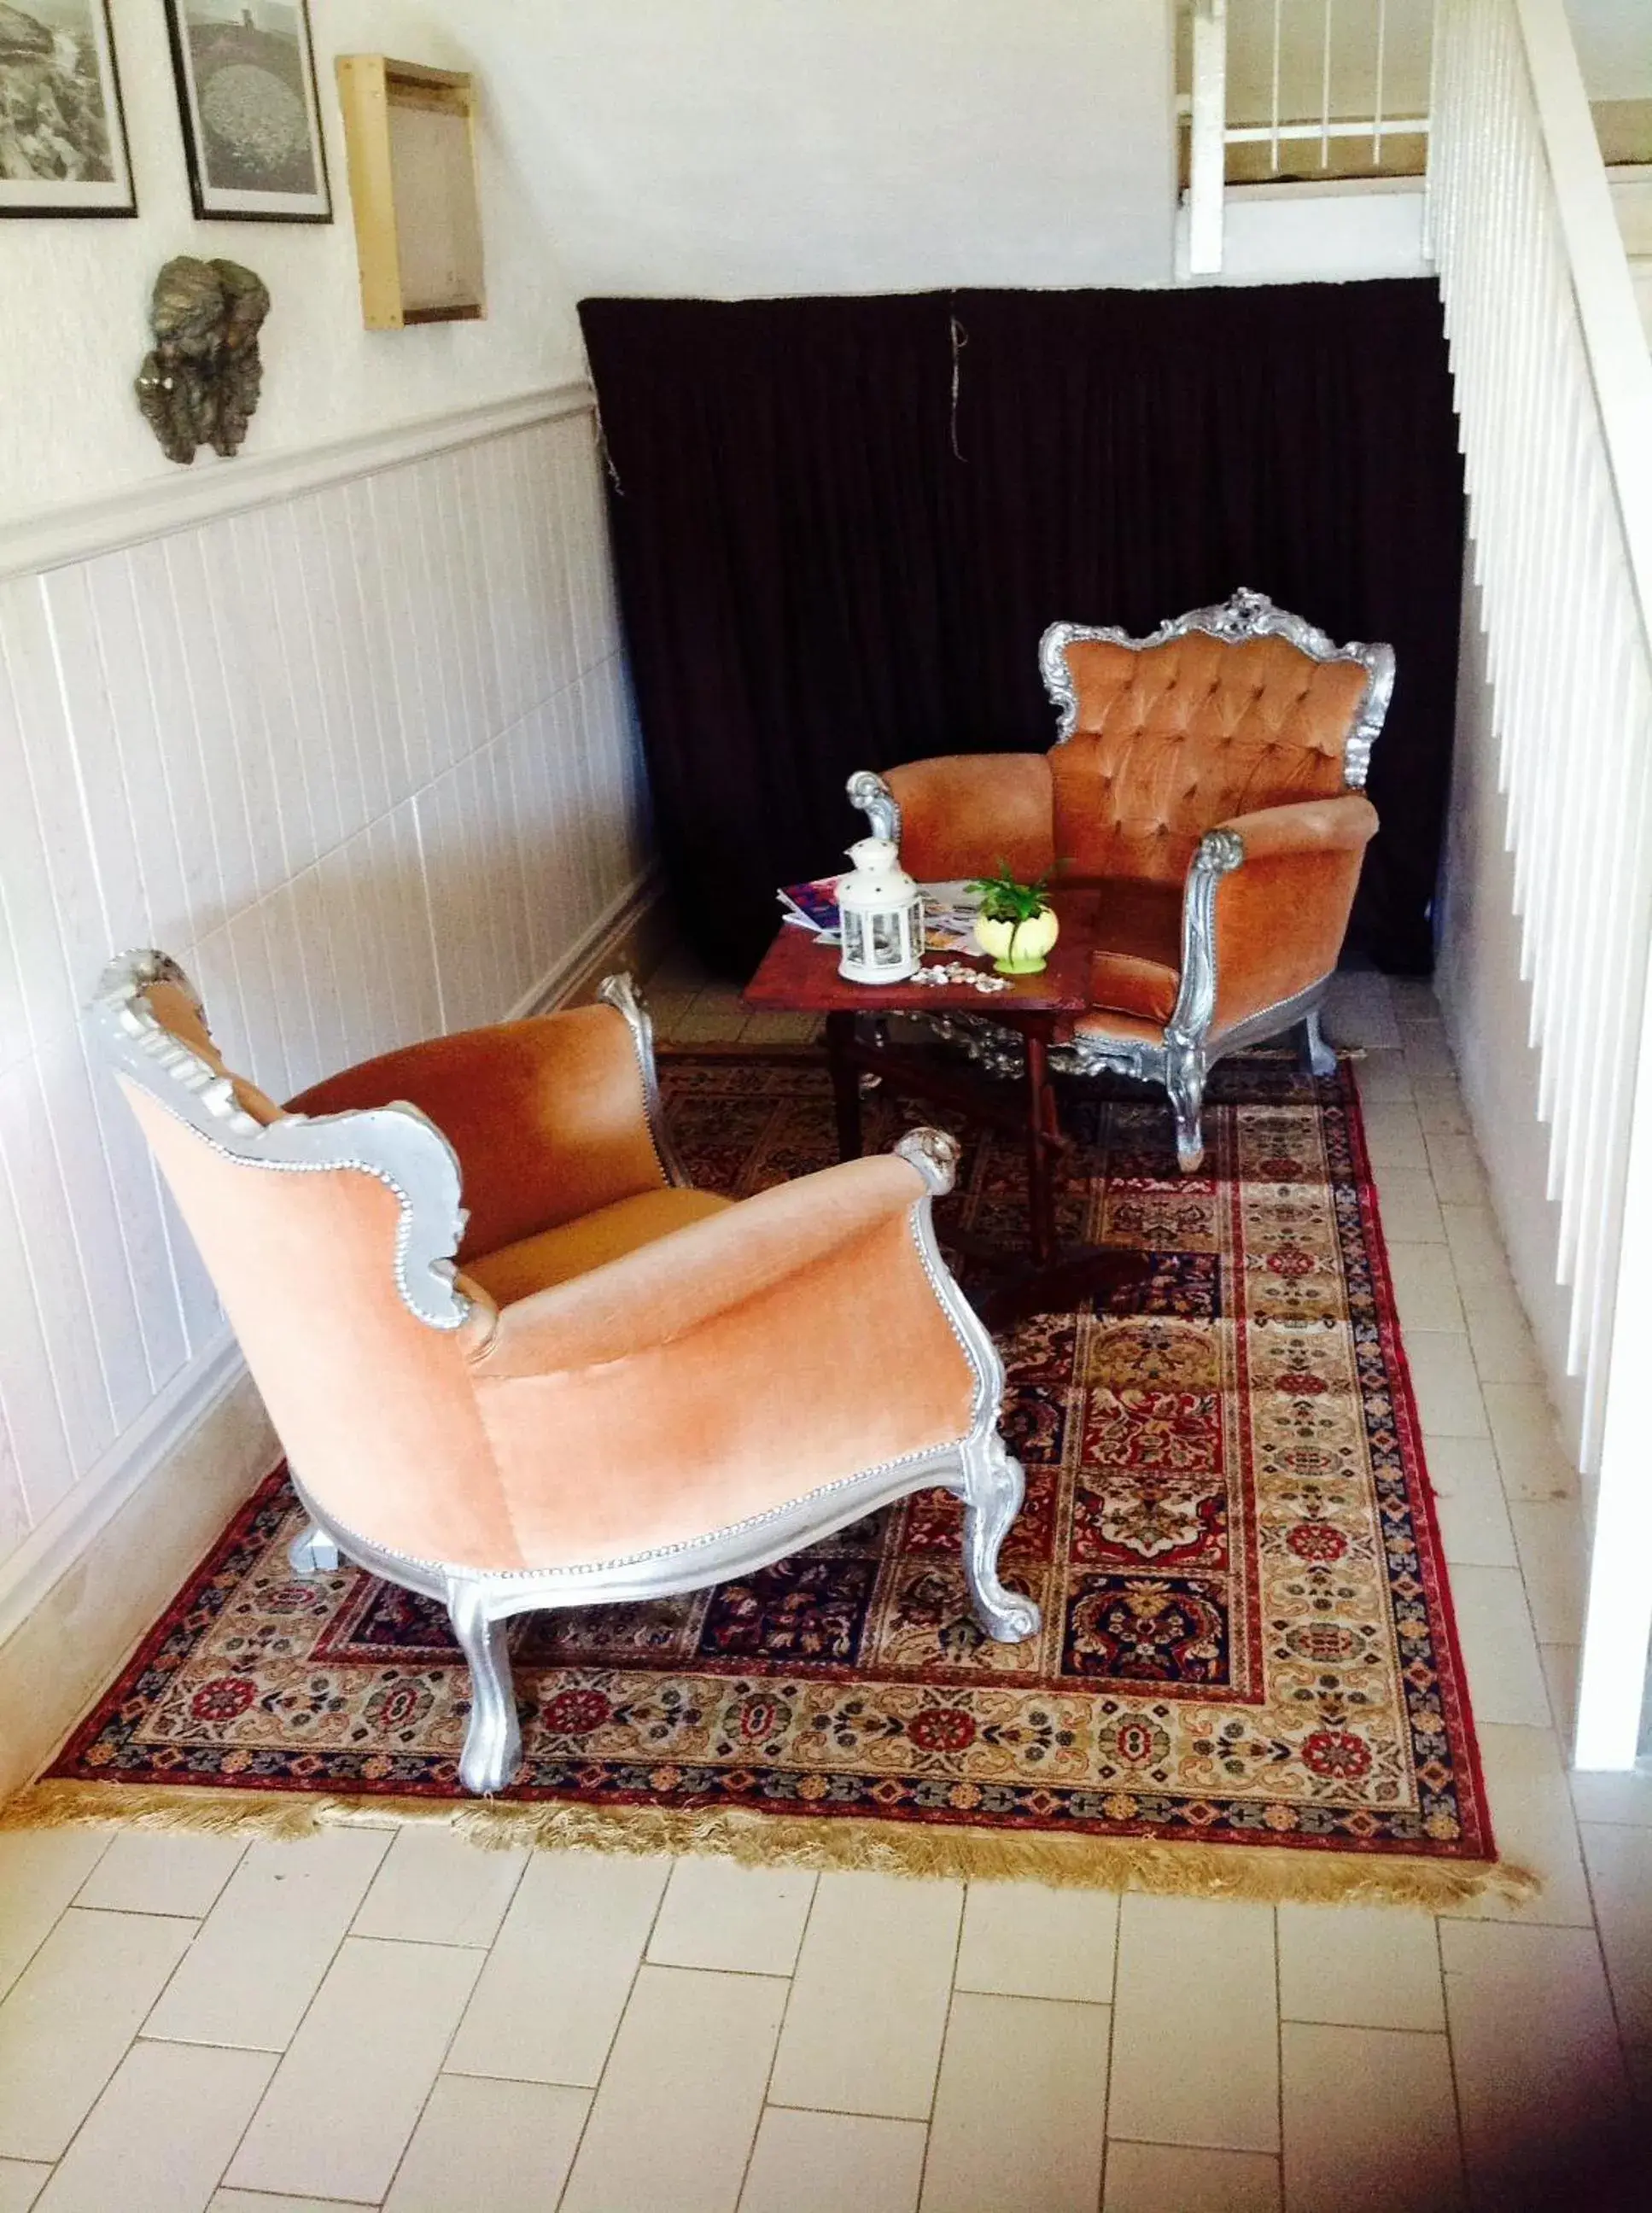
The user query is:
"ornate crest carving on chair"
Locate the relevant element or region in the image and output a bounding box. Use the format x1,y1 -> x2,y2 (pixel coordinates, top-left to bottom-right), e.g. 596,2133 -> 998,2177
849,587 -> 1392,1169
89,954 -> 1039,1795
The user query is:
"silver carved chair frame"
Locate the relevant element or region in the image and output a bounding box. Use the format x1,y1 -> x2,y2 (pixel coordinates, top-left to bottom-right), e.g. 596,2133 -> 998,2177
849,587 -> 1394,1170
91,952 -> 1037,1796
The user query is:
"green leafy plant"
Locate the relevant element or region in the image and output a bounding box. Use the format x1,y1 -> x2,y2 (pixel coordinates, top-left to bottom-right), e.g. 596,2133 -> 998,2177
966,861 -> 1054,923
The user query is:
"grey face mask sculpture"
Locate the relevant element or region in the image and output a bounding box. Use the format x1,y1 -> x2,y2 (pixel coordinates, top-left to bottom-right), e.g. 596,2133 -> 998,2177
135,255 -> 271,466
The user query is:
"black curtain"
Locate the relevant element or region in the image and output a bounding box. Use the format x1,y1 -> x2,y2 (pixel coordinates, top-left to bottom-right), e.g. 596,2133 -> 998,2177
581,281 -> 1463,978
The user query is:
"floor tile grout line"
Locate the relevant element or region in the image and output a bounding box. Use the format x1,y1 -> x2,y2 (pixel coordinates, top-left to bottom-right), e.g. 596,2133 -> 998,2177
1098,2129 -> 1287,2202
762,2098 -> 945,2119
1573,1839 -> 1640,2082
212,2188 -> 372,2208
1095,1889 -> 1125,2213
348,1826 -> 532,1953
65,1823 -> 204,1912
191,1841 -> 395,2201
730,1874 -> 818,2210
41,1885 -> 248,1930
367,1927 -> 495,2212
912,1879 -> 969,2209
548,1864 -> 677,2212
1,1917 -> 210,2191
0,1833 -> 119,2011
1434,1911 -> 1474,2210
750,1871 -> 821,2105
638,1954 -> 809,1984
1275,2011 -> 1473,2038
1104,2133 -> 1291,2146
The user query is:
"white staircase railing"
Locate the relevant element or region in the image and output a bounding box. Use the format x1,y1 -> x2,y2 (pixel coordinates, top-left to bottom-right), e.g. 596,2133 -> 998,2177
1429,0 -> 1652,1766
1186,0 -> 1433,274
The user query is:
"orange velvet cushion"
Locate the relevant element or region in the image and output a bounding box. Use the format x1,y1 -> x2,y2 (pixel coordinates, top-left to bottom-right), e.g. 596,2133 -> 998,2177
1089,949 -> 1180,1025
1085,878 -> 1184,1025
464,1187 -> 733,1307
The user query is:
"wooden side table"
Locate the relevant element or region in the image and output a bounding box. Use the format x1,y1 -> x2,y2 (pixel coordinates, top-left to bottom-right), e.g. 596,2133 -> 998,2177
743,891 -> 1147,1326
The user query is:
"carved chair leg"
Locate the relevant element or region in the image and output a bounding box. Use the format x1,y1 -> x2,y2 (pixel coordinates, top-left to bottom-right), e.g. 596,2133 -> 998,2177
1300,1006 -> 1337,1079
289,1521 -> 340,1576
1165,1046 -> 1207,1174
447,1582 -> 522,1796
954,1433 -> 1041,1644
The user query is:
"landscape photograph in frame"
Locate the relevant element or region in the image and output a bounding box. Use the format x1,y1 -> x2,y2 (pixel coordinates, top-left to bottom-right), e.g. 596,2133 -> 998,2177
166,0 -> 330,221
0,0 -> 135,216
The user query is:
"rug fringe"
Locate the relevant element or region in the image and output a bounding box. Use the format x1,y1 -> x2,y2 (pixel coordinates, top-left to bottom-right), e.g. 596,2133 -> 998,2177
0,1779 -> 1538,1910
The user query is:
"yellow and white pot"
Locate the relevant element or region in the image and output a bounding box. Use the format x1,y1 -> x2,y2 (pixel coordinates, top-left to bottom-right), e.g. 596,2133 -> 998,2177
972,905 -> 1059,975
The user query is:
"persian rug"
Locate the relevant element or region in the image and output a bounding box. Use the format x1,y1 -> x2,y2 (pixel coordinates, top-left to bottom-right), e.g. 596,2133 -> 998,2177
12,1050 -> 1525,1906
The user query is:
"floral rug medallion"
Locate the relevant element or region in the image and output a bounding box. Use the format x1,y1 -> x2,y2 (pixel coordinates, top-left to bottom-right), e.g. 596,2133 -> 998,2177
28,1051 -> 1512,1902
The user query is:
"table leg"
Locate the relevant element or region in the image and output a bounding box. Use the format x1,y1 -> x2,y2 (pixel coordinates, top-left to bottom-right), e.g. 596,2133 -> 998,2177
1024,1029 -> 1058,1267
825,1012 -> 863,1162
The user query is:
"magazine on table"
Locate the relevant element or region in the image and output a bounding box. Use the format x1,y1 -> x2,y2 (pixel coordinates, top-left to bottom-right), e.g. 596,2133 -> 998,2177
776,878 -> 983,953
777,876 -> 845,940
920,882 -> 986,952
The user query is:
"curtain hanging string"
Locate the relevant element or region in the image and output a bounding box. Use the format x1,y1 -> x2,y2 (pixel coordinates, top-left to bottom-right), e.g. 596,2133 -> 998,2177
949,313 -> 968,462
593,394 -> 624,494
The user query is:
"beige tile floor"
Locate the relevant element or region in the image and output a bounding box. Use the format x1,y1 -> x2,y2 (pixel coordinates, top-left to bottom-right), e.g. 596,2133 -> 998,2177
2,970 -> 1649,2211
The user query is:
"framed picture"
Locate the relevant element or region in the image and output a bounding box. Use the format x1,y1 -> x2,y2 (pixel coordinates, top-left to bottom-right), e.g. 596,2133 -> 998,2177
0,0 -> 136,217
165,0 -> 330,223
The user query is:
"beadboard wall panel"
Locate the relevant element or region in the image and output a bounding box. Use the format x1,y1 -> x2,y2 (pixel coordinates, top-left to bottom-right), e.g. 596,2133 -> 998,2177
0,400 -> 645,1609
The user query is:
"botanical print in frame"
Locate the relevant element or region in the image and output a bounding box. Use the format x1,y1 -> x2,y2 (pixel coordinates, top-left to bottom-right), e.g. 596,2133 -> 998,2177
165,0 -> 330,223
0,0 -> 136,216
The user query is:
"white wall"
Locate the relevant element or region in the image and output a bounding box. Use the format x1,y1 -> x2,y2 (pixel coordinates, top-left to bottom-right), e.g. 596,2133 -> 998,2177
1435,572 -> 1586,1462
0,0 -> 584,525
1174,183 -> 1432,284
461,0 -> 1179,300
0,400 -> 648,1652
1567,0 -> 1652,99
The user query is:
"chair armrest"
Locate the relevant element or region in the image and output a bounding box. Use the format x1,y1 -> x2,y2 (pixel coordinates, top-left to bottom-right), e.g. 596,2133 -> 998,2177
1217,793 -> 1379,863
465,1140 -> 985,1568
849,755 -> 1054,882
284,983 -> 672,1262
1194,794 -> 1379,1034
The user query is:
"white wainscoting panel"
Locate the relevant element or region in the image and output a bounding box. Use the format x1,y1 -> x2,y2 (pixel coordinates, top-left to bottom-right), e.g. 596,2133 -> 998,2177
0,400 -> 647,1615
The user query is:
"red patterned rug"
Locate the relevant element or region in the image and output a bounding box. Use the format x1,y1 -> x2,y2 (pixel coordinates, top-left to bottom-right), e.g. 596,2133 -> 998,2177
14,1050 -> 1523,1905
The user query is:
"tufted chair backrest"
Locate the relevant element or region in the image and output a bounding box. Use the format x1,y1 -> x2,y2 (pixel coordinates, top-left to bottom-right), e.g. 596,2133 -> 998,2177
1046,629 -> 1369,887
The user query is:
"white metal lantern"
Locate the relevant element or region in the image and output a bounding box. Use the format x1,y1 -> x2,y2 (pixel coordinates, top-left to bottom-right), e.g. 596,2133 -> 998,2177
838,836 -> 923,984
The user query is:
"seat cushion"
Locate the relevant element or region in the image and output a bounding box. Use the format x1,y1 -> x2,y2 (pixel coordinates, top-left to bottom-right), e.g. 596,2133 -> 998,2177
1087,877 -> 1184,1025
466,1187 -> 734,1307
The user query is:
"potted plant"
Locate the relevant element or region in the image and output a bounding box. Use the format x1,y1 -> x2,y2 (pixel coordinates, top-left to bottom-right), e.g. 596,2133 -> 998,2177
967,864 -> 1059,975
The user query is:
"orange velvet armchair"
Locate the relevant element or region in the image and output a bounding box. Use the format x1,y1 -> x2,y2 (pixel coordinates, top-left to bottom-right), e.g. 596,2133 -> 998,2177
90,954 -> 1039,1793
849,588 -> 1392,1170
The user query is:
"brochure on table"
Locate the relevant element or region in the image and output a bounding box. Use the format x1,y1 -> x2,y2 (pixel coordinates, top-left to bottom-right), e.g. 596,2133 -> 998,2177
777,878 -> 983,951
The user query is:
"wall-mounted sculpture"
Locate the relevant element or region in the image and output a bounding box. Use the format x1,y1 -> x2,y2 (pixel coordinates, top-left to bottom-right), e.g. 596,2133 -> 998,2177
135,255 -> 270,466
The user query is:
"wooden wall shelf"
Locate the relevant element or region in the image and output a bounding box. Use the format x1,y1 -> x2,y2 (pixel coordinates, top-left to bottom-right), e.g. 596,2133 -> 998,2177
336,56 -> 485,331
